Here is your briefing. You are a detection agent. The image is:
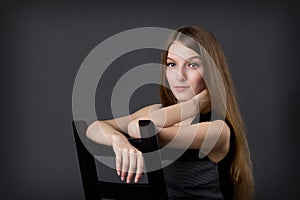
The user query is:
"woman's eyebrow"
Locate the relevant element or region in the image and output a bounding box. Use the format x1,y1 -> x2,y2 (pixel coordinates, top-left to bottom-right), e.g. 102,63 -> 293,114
188,56 -> 201,60
167,56 -> 201,61
166,57 -> 174,60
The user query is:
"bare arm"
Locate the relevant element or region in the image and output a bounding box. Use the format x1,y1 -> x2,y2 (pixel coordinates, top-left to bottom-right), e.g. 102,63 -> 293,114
87,89 -> 209,143
85,104 -> 161,184
149,89 -> 210,128
127,89 -> 210,138
158,120 -> 230,162
86,104 -> 161,146
85,89 -> 210,182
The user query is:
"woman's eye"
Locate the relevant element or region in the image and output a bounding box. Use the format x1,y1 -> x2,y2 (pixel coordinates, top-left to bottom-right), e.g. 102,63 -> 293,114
188,63 -> 200,68
166,62 -> 175,67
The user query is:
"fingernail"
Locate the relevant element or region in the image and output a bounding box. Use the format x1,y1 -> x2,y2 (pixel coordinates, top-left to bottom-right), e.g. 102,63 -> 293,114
127,179 -> 130,184
117,171 -> 120,176
121,176 -> 124,181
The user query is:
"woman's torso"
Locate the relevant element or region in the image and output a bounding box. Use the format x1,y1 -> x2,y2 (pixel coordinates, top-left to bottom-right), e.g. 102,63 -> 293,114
162,111 -> 229,200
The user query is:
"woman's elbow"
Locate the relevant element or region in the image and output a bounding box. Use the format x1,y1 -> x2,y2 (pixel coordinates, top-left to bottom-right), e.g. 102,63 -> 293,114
86,121 -> 99,139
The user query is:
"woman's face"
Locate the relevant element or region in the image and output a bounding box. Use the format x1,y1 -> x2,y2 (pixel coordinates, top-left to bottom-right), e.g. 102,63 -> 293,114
166,41 -> 205,102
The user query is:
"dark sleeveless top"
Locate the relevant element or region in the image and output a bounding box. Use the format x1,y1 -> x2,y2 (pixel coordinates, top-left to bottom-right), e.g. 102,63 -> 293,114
162,111 -> 234,200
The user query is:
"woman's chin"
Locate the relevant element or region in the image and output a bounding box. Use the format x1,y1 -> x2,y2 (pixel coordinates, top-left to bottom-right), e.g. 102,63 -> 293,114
175,96 -> 193,103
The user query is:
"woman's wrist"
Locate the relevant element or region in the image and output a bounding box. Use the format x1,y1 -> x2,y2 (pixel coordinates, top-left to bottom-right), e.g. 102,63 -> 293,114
192,89 -> 211,114
111,133 -> 128,145
190,96 -> 200,114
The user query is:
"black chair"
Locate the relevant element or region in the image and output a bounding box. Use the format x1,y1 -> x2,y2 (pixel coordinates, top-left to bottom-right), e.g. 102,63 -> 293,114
72,120 -> 168,200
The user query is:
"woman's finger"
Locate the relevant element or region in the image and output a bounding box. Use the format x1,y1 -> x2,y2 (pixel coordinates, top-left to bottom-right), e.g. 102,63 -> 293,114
115,150 -> 122,176
135,151 -> 144,183
126,149 -> 137,183
121,150 -> 129,181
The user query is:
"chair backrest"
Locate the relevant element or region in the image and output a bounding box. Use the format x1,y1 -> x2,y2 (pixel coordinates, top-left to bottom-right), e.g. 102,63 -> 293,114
72,120 -> 168,200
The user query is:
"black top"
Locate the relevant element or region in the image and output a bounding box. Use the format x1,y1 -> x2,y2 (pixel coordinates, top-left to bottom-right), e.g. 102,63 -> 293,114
162,111 -> 234,200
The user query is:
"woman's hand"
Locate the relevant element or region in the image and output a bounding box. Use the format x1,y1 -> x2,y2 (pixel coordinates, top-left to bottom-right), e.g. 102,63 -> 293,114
111,135 -> 144,183
193,89 -> 211,114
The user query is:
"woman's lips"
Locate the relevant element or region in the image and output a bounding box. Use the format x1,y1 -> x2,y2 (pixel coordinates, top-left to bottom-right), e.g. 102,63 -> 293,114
174,86 -> 190,91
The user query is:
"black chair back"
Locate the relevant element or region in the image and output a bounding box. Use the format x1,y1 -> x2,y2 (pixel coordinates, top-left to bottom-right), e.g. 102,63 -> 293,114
72,120 -> 168,200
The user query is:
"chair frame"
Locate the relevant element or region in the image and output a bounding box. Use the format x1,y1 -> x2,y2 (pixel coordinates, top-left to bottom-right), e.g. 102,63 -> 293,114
72,120 -> 168,200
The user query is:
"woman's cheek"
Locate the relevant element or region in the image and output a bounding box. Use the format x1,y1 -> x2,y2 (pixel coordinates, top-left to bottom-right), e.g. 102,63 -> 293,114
166,69 -> 175,85
191,74 -> 205,94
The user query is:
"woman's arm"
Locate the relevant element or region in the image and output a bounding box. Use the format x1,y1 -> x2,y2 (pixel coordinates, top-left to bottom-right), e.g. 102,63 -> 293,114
158,120 -> 230,162
149,89 -> 210,128
87,120 -> 144,183
127,89 -> 210,138
85,89 -> 210,181
88,89 -> 209,142
85,104 -> 161,184
86,104 -> 161,145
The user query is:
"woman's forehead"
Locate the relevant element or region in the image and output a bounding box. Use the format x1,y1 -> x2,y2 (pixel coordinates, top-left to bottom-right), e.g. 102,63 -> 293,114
167,41 -> 200,60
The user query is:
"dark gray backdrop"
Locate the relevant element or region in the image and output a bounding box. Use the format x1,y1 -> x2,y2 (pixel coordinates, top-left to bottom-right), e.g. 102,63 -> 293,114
1,1 -> 299,199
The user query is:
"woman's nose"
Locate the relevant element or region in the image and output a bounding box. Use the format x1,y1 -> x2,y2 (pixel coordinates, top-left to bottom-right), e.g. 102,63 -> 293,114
176,67 -> 187,81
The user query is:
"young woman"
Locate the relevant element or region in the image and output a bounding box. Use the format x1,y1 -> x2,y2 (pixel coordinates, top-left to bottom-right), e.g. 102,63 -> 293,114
86,26 -> 254,200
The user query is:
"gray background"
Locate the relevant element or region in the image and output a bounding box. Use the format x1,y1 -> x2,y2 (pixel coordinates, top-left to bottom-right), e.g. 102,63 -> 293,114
1,1 -> 299,199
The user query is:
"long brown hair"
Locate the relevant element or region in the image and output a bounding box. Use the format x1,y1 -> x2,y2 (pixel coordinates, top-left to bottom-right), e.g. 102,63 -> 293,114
159,26 -> 254,200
